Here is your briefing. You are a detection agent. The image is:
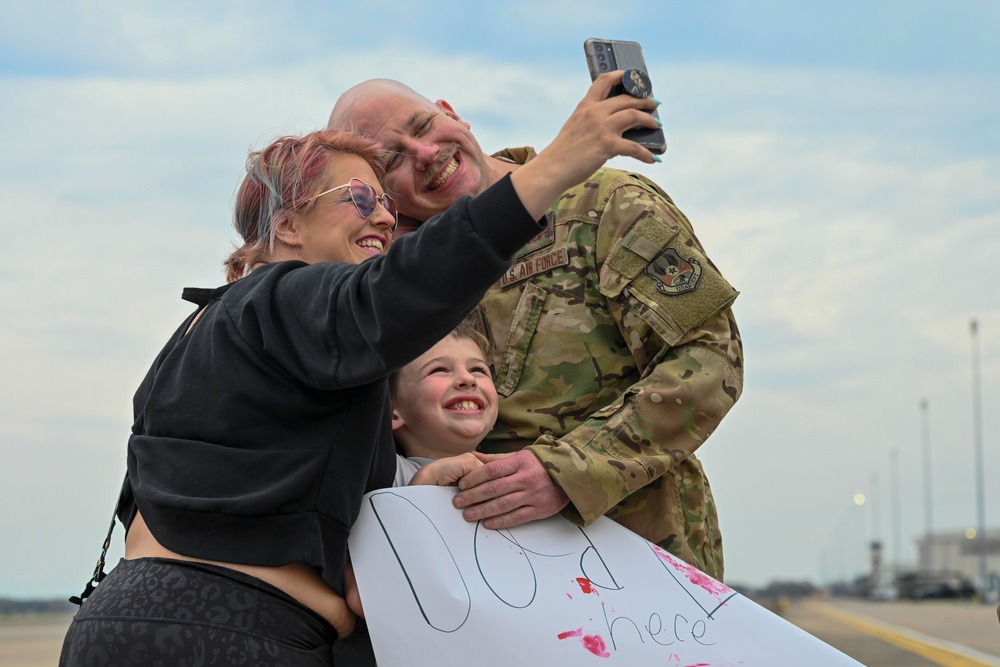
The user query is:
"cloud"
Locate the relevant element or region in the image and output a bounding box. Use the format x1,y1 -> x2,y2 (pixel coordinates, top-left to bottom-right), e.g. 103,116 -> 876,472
1,15 -> 998,596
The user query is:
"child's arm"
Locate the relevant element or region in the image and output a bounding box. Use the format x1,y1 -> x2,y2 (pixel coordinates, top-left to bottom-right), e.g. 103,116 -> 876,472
409,452 -> 488,487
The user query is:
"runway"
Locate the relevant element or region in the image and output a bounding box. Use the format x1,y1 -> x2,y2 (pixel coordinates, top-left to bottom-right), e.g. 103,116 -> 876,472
782,598 -> 1000,666
2,598 -> 997,666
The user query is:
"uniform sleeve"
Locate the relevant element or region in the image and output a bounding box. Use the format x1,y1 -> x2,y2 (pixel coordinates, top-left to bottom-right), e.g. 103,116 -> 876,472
526,179 -> 744,525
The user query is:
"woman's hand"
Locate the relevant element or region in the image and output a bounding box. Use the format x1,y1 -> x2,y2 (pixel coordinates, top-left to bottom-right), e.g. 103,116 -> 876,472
409,452 -> 485,486
510,70 -> 661,218
344,558 -> 364,619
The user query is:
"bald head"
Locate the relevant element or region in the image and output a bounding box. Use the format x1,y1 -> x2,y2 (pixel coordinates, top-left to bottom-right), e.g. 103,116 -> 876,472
326,78 -> 504,222
328,79 -> 434,135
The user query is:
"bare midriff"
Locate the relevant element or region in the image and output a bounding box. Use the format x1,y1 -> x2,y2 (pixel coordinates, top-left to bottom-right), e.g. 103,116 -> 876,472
125,511 -> 354,637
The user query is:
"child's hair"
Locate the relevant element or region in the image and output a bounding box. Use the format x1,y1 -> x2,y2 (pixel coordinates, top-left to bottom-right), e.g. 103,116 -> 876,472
388,313 -> 492,399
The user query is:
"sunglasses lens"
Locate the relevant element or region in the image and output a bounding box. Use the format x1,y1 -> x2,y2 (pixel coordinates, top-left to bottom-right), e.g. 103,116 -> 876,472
347,178 -> 398,231
348,179 -> 377,218
381,194 -> 398,225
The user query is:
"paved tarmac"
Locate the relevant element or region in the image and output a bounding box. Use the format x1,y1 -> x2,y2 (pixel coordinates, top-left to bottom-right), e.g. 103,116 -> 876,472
3,598 -> 999,666
782,597 -> 1000,667
0,613 -> 72,667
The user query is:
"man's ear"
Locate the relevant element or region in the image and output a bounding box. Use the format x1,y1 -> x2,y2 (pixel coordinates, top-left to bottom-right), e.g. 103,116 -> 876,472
435,99 -> 471,130
273,212 -> 301,248
391,407 -> 406,432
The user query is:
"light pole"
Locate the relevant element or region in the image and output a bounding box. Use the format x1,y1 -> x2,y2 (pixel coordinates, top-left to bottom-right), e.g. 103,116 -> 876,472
971,319 -> 987,594
870,474 -> 881,544
890,446 -> 902,571
920,398 -> 934,571
870,474 -> 882,592
854,493 -> 867,586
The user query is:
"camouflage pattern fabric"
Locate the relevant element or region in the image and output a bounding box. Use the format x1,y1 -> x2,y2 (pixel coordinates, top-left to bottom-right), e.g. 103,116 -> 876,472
477,147 -> 743,579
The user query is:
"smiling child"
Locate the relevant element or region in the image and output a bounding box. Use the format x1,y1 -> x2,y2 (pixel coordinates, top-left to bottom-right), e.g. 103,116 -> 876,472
389,316 -> 497,485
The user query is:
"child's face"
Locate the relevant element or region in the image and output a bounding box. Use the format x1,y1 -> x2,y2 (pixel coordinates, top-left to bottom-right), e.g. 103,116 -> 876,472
391,334 -> 498,459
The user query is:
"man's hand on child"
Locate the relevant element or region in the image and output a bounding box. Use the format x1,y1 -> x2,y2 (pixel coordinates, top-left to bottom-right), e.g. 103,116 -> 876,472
452,450 -> 570,529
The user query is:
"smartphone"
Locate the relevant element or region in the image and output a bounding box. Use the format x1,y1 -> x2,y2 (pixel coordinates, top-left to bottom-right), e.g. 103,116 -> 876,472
584,38 -> 666,154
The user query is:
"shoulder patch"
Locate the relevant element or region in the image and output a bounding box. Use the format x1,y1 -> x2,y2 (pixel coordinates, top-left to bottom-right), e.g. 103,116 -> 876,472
644,247 -> 703,295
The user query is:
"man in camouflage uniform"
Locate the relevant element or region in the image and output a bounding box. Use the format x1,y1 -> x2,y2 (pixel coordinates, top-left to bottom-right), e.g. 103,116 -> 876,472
329,80 -> 742,579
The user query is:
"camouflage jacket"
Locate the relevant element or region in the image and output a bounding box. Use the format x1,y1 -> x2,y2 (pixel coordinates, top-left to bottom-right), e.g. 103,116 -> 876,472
477,147 -> 743,579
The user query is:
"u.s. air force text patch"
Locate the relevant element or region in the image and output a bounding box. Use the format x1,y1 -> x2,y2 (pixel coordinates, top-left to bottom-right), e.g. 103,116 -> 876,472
501,247 -> 569,288
644,247 -> 702,295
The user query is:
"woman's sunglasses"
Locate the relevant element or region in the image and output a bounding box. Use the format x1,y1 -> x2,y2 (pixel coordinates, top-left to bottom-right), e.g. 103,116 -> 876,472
313,178 -> 398,232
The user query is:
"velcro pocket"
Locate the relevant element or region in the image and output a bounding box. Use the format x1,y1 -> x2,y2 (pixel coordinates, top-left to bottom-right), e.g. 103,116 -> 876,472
600,215 -> 737,345
600,213 -> 680,298
494,282 -> 547,397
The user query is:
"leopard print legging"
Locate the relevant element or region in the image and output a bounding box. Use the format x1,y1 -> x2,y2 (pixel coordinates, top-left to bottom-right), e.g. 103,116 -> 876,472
59,557 -> 338,666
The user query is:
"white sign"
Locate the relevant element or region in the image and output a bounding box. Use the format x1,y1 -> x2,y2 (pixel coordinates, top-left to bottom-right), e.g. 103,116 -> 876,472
349,487 -> 862,666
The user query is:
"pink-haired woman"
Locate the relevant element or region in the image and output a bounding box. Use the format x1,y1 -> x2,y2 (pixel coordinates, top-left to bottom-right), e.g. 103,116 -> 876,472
60,71 -> 662,667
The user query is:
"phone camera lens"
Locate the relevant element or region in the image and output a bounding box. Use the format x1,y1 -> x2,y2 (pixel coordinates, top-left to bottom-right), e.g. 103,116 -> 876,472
600,63 -> 608,70
597,53 -> 605,61
595,44 -> 604,52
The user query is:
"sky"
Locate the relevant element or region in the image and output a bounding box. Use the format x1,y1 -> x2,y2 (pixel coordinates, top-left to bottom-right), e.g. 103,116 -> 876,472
1,0 -> 998,599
